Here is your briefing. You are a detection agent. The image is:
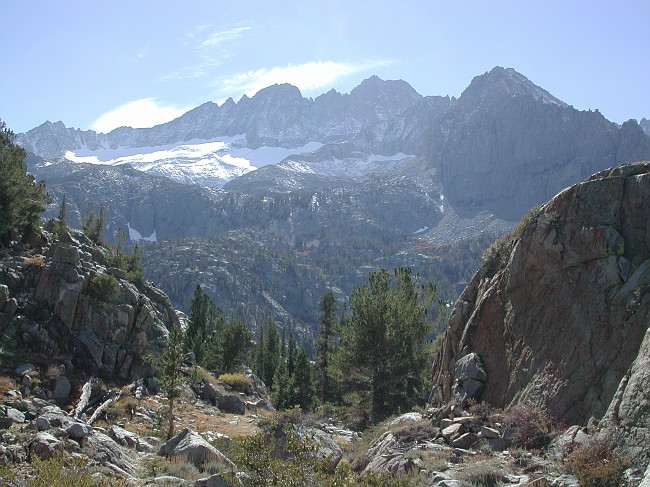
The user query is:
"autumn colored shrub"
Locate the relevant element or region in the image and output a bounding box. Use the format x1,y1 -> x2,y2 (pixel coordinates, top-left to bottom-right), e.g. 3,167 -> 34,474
565,438 -> 628,487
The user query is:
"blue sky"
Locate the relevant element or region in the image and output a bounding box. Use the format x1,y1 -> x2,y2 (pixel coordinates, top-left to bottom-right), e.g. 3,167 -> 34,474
1,0 -> 649,134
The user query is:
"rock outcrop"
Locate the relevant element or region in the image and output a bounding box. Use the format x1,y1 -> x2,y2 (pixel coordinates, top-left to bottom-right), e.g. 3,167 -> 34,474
0,228 -> 178,383
430,162 -> 650,467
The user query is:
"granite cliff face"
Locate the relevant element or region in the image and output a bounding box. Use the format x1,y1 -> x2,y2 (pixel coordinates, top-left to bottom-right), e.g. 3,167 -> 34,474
0,228 -> 178,383
20,68 -> 650,222
427,68 -> 650,219
430,162 -> 650,466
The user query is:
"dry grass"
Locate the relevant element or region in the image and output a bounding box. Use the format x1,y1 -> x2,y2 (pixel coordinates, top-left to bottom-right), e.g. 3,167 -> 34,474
23,255 -> 46,266
218,372 -> 253,394
457,456 -> 509,487
565,438 -> 629,487
113,393 -> 266,440
501,403 -> 556,449
0,375 -> 16,394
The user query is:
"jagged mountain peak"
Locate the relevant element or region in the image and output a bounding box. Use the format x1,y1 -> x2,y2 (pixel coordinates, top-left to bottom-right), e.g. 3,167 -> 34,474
251,82 -> 304,101
460,66 -> 567,108
350,75 -> 421,104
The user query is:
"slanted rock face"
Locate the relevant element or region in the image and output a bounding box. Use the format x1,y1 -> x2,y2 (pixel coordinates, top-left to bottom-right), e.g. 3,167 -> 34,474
0,230 -> 179,382
431,163 -> 650,436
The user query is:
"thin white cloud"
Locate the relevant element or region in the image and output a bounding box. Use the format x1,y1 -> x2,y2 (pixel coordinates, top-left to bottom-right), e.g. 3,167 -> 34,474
199,26 -> 250,50
187,23 -> 213,39
136,44 -> 151,60
217,60 -> 394,98
163,25 -> 250,81
91,98 -> 192,133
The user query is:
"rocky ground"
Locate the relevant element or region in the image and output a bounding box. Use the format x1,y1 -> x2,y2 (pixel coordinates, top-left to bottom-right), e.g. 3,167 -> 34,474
1,360 -> 649,487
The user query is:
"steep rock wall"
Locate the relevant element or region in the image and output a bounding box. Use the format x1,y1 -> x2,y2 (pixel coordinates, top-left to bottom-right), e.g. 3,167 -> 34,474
431,162 -> 650,433
0,230 -> 179,381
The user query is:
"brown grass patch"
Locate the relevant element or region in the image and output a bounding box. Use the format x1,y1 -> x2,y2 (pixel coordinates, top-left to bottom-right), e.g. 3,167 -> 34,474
0,375 -> 17,394
23,255 -> 46,266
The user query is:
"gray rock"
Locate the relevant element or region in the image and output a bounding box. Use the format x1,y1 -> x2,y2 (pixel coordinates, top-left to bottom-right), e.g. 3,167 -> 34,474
153,476 -> 185,485
453,353 -> 487,406
108,425 -> 155,452
4,408 -> 25,423
159,428 -> 236,470
2,298 -> 18,315
82,431 -> 135,475
639,462 -> 650,487
442,423 -> 465,442
479,426 -> 501,439
38,405 -> 73,428
302,427 -> 343,472
52,375 -> 72,399
217,394 -> 245,415
451,432 -> 478,449
202,381 -> 222,404
553,425 -> 591,453
361,431 -> 424,476
0,284 -> 8,308
35,417 -> 51,431
14,363 -> 36,376
431,164 -> 650,441
50,242 -> 80,265
194,474 -> 233,487
600,324 -> 650,468
30,432 -> 64,460
432,481 -> 462,487
66,422 -> 93,440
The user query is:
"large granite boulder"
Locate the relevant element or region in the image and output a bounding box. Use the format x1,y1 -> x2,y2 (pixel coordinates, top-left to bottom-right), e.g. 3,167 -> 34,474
158,428 -> 235,471
0,230 -> 179,382
431,162 -> 650,468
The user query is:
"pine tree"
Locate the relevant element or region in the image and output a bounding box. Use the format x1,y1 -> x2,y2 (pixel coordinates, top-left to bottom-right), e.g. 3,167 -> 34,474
293,348 -> 313,410
0,121 -> 50,245
262,323 -> 280,389
317,291 -> 337,404
272,359 -> 291,410
220,320 -> 253,371
53,194 -> 67,238
337,267 -> 435,424
287,333 -> 297,377
147,325 -> 185,439
185,285 -> 223,366
255,328 -> 265,379
82,205 -> 106,245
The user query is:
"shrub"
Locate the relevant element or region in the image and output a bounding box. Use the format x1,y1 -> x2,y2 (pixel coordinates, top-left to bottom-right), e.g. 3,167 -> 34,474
91,273 -> 120,301
219,372 -> 253,394
458,459 -> 508,487
106,395 -> 139,421
502,403 -> 555,449
510,205 -> 542,241
481,236 -> 512,275
82,205 -> 105,245
0,375 -> 16,394
466,398 -> 499,421
28,454 -> 127,486
565,438 -> 629,487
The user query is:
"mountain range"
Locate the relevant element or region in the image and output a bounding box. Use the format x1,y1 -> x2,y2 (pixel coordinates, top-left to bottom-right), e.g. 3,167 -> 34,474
16,66 -> 650,329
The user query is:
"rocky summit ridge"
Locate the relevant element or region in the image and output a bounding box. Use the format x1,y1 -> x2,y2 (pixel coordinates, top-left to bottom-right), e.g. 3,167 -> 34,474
18,67 -> 650,223
431,161 -> 650,469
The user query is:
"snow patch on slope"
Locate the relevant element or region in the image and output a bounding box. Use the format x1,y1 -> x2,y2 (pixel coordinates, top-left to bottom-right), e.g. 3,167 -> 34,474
127,222 -> 157,242
280,152 -> 416,177
63,136 -> 323,187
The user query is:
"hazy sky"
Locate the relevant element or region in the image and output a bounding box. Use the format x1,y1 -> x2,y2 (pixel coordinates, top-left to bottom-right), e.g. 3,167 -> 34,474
2,0 -> 649,134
